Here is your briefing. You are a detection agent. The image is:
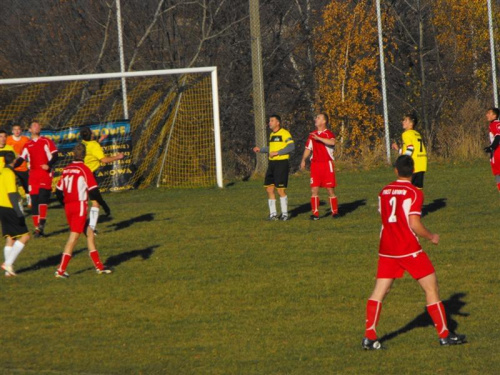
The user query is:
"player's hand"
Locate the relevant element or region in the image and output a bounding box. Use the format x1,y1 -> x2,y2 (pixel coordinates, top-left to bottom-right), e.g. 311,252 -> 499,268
300,160 -> 306,170
391,142 -> 399,151
269,151 -> 279,158
430,233 -> 439,245
311,133 -> 321,141
41,164 -> 49,170
484,146 -> 493,154
116,152 -> 124,160
253,147 -> 260,153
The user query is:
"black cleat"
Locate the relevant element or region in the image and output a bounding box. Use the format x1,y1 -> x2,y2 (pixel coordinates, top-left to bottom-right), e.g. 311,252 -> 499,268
280,214 -> 289,221
310,215 -> 320,221
439,333 -> 467,346
33,227 -> 44,238
267,214 -> 279,221
362,337 -> 383,350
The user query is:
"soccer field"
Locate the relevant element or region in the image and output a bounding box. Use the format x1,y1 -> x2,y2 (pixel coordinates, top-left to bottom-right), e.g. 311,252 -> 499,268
1,160 -> 499,374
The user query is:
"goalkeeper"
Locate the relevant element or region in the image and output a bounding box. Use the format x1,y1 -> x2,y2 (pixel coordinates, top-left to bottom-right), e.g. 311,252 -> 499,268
80,127 -> 124,231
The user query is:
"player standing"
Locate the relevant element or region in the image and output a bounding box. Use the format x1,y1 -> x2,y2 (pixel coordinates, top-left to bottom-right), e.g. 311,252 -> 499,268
392,114 -> 427,189
0,129 -> 16,169
253,115 -> 295,221
0,152 -> 30,277
80,127 -> 124,231
54,144 -> 112,278
362,155 -> 466,350
7,124 -> 31,207
300,113 -> 338,220
16,121 -> 58,237
484,107 -> 500,191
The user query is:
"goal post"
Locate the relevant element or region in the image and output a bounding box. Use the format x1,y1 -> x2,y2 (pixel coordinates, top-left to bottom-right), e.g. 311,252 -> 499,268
0,67 -> 223,189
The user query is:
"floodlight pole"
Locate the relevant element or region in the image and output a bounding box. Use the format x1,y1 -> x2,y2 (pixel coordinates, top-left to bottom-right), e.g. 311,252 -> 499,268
487,0 -> 499,107
116,0 -> 130,119
376,0 -> 391,163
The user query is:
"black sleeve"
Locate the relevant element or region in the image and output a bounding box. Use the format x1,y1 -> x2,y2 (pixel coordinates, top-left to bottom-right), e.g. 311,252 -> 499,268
55,189 -> 64,206
47,152 -> 59,168
491,135 -> 500,151
8,192 -> 23,217
88,188 -> 106,207
13,157 -> 25,169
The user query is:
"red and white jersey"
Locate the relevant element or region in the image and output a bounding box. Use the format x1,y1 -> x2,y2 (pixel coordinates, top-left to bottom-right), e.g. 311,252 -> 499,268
56,161 -> 98,204
489,119 -> 500,142
306,130 -> 335,162
378,180 -> 423,257
21,136 -> 58,170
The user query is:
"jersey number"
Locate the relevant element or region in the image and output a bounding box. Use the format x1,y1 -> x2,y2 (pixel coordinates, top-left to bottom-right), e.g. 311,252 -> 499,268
388,196 -> 397,223
62,175 -> 74,194
417,138 -> 423,152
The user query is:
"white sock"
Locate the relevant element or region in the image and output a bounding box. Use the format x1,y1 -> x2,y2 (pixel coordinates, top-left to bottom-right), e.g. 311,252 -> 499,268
4,246 -> 12,262
5,241 -> 24,266
280,196 -> 288,215
268,199 -> 277,216
89,207 -> 100,230
26,195 -> 31,206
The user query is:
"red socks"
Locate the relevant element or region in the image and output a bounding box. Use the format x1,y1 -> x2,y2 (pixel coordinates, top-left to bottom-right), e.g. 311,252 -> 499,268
89,250 -> 104,271
330,197 -> 338,215
427,301 -> 449,338
311,196 -> 319,217
39,204 -> 48,220
57,253 -> 72,274
365,299 -> 382,340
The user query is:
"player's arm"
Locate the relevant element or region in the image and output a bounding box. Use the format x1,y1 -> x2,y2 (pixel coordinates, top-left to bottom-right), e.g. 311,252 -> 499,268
6,173 -> 22,217
312,134 -> 336,146
46,151 -> 59,169
300,147 -> 312,170
253,146 -> 269,153
100,153 -> 124,164
484,135 -> 500,154
409,215 -> 439,244
274,138 -> 295,156
55,188 -> 65,206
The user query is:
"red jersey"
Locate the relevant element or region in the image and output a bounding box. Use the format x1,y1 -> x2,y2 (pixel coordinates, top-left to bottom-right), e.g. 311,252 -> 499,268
21,136 -> 58,171
489,120 -> 500,165
56,161 -> 98,204
378,180 -> 423,257
306,130 -> 335,162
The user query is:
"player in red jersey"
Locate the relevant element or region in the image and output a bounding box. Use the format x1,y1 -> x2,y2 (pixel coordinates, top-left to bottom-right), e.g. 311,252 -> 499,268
15,121 -> 58,237
484,107 -> 500,191
300,113 -> 338,220
361,155 -> 466,350
54,144 -> 111,278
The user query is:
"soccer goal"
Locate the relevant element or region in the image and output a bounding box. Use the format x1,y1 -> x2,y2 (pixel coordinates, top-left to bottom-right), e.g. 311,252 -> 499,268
0,67 -> 223,189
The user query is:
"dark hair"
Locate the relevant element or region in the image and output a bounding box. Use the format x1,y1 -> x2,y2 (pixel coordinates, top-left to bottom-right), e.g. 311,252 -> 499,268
74,143 -> 86,161
3,151 -> 16,166
394,155 -> 414,177
270,114 -> 281,123
0,128 -> 7,136
80,127 -> 92,141
488,107 -> 500,119
319,113 -> 329,125
404,113 -> 418,126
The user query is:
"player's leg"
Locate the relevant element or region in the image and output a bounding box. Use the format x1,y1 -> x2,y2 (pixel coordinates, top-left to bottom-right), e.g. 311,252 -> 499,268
55,202 -> 84,278
30,193 -> 40,231
1,208 -> 30,277
326,161 -> 338,216
364,278 -> 394,341
327,188 -> 338,216
37,188 -> 51,235
411,172 -> 425,189
310,186 -> 320,220
264,162 -> 278,220
309,162 -> 321,219
275,160 -> 290,220
16,171 -> 31,207
89,200 -> 100,232
86,226 -> 111,274
55,232 -> 80,278
276,188 -> 288,220
496,175 -> 500,191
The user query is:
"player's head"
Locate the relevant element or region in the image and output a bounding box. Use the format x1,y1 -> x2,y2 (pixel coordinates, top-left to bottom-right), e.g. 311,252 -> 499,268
80,127 -> 92,141
315,113 -> 329,129
268,114 -> 281,131
3,151 -> 16,167
29,121 -> 41,136
11,124 -> 23,137
74,143 -> 86,161
486,107 -> 499,121
0,129 -> 7,146
402,113 -> 417,130
394,155 -> 414,178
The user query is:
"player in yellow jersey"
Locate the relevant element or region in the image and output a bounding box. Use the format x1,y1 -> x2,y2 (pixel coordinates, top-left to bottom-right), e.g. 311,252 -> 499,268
253,114 -> 295,221
80,127 -> 124,232
0,152 -> 30,277
0,129 -> 16,169
392,113 -> 427,189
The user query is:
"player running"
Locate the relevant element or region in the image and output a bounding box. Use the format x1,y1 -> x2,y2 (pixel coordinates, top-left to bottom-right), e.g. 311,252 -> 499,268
15,121 -> 59,237
253,114 -> 295,221
392,113 -> 427,189
300,113 -> 338,220
54,144 -> 112,278
362,155 -> 466,350
1,152 -> 30,277
7,124 -> 31,207
484,107 -> 500,191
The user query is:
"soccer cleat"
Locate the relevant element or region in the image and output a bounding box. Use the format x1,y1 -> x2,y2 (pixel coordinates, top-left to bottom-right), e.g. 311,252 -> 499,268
280,214 -> 289,221
54,271 -> 69,279
310,215 -> 320,221
439,333 -> 467,346
96,268 -> 112,275
33,227 -> 44,238
2,263 -> 17,277
362,337 -> 383,350
267,214 -> 279,221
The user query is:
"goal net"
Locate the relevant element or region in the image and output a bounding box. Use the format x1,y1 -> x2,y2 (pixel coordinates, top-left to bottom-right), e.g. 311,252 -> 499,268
0,68 -> 223,190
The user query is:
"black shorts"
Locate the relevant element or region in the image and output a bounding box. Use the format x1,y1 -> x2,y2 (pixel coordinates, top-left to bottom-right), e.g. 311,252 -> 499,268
264,160 -> 289,189
412,172 -> 425,189
0,207 -> 29,238
15,170 -> 29,192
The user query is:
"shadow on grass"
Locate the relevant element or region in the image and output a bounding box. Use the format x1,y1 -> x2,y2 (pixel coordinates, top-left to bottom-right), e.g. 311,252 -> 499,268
422,198 -> 447,218
327,199 -> 367,218
16,248 -> 86,274
108,213 -> 155,231
379,292 -> 469,343
290,201 -> 326,218
105,245 -> 159,268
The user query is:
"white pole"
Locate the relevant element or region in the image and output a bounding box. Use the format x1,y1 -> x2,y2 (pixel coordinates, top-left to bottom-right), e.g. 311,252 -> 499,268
376,0 -> 391,163
487,0 -> 499,107
115,0 -> 129,119
211,69 -> 224,188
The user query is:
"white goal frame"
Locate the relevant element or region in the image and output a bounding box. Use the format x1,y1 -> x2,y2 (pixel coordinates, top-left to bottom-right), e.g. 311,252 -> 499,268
0,67 -> 224,188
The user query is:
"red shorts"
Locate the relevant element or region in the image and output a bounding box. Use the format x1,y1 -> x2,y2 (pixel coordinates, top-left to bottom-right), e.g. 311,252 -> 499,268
28,169 -> 53,195
491,149 -> 500,175
64,201 -> 88,233
376,251 -> 435,280
310,161 -> 336,188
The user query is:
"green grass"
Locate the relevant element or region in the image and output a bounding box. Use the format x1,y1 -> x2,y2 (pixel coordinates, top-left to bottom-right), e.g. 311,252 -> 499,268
1,160 -> 499,374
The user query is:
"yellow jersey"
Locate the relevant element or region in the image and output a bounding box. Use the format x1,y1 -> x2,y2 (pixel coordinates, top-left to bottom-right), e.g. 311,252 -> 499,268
402,129 -> 427,173
0,166 -> 17,208
0,144 -> 16,170
82,140 -> 105,172
268,128 -> 294,161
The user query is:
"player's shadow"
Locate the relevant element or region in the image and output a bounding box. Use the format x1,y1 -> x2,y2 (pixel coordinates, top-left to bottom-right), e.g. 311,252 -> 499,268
422,198 -> 447,217
44,227 -> 70,237
16,248 -> 86,274
105,245 -> 159,268
108,213 -> 155,231
323,199 -> 367,218
379,292 -> 469,344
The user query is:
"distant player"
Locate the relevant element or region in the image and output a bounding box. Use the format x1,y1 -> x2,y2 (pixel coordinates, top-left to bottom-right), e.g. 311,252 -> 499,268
0,152 -> 30,277
253,115 -> 295,221
392,114 -> 427,189
16,121 -> 58,237
54,144 -> 112,278
0,129 -> 16,169
484,107 -> 500,191
362,155 -> 466,350
300,113 -> 338,220
7,124 -> 31,207
80,127 -> 124,231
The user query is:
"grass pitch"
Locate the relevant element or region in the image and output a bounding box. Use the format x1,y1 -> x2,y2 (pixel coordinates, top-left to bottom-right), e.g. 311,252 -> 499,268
1,160 -> 499,374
